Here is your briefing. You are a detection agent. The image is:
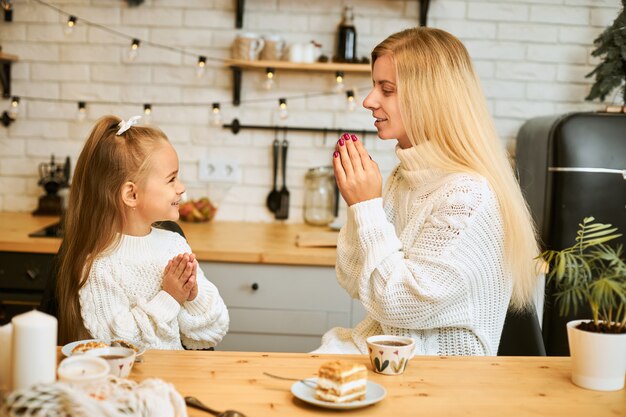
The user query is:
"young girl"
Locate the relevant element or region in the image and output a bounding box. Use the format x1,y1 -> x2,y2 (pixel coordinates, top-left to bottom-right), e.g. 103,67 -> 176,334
56,115 -> 229,349
316,27 -> 540,356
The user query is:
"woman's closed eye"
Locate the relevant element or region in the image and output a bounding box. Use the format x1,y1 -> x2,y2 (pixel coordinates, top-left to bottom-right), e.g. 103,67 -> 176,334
168,176 -> 176,183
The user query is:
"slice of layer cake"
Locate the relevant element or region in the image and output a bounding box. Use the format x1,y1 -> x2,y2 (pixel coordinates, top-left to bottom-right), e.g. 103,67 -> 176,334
315,360 -> 367,403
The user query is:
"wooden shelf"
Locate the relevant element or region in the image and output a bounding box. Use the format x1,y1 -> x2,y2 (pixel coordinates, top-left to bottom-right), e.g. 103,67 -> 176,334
224,59 -> 370,73
0,52 -> 18,98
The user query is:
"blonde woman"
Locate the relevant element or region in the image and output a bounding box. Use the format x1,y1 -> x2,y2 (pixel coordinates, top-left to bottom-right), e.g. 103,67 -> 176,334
316,27 -> 540,355
56,116 -> 229,348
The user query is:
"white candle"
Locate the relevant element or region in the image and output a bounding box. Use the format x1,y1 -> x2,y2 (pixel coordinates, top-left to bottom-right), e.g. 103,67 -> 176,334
11,310 -> 58,390
0,323 -> 13,391
57,356 -> 109,384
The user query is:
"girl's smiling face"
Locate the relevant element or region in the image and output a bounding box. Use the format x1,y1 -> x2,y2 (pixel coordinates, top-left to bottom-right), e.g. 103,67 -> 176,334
362,54 -> 410,149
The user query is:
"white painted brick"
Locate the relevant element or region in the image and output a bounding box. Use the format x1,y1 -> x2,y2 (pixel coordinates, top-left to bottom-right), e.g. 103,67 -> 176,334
121,85 -> 183,103
497,23 -> 558,43
62,7 -> 121,25
0,139 -> 25,157
2,42 -> 60,61
0,24 -> 27,41
557,64 -> 594,82
428,1 -> 467,19
436,19 -> 497,40
0,177 -> 27,194
91,64 -> 152,83
11,63 -> 30,81
277,0 -> 342,13
12,4 -> 59,23
495,100 -> 556,119
3,195 -> 36,212
465,41 -> 526,61
468,2 -> 529,22
246,12 -> 310,32
87,27 -> 150,45
60,45 -> 121,63
26,24 -> 88,43
26,101 -> 76,121
494,118 -> 523,140
554,102 -> 603,113
150,28 -> 213,48
530,5 -> 589,25
184,10 -> 238,29
341,0 -> 405,16
526,82 -> 589,101
12,81 -> 60,98
564,0 -> 615,5
26,139 -> 82,158
0,158 -> 38,176
590,7 -> 619,27
482,80 -> 526,99
121,47 -> 183,65
31,63 -> 90,82
155,0 -> 220,7
496,61 -> 557,81
367,18 -> 419,38
473,61 -> 496,79
122,8 -> 183,27
61,83 -> 121,101
182,87 -> 228,104
527,44 -> 588,64
559,26 -> 604,44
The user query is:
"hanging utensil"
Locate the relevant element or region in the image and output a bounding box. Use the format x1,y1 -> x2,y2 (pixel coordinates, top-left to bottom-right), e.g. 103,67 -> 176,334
275,132 -> 290,220
266,134 -> 281,213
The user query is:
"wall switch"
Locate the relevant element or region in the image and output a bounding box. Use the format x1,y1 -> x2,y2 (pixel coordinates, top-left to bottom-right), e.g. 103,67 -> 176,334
198,158 -> 241,184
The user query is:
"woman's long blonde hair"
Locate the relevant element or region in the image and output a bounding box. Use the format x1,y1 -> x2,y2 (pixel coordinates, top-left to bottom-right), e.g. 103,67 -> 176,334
372,27 -> 540,310
57,115 -> 169,344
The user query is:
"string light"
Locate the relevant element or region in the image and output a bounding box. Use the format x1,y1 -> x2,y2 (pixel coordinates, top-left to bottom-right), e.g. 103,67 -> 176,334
335,71 -> 345,92
64,15 -> 77,35
196,56 -> 207,78
346,90 -> 356,112
2,0 -> 12,22
262,67 -> 275,91
210,102 -> 222,126
76,101 -> 86,121
9,96 -> 20,118
143,103 -> 152,124
128,38 -> 141,61
278,98 -> 288,120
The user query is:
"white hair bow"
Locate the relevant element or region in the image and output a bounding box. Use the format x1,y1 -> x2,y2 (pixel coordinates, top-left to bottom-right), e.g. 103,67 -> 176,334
116,115 -> 142,135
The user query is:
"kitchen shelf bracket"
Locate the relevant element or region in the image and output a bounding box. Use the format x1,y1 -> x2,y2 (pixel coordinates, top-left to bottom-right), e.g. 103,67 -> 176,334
0,52 -> 18,99
236,0 -> 244,28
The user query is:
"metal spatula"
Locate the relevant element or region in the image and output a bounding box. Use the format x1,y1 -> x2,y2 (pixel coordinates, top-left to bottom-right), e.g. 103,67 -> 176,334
275,138 -> 290,220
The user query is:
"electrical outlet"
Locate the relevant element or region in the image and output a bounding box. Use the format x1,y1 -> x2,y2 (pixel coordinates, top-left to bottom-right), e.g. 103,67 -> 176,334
198,158 -> 241,184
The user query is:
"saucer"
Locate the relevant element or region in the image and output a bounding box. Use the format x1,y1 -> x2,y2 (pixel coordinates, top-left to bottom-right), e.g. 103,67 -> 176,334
291,378 -> 386,410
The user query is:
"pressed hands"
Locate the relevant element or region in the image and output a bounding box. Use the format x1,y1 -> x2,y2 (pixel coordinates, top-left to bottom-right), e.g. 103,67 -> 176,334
162,253 -> 199,305
333,133 -> 383,206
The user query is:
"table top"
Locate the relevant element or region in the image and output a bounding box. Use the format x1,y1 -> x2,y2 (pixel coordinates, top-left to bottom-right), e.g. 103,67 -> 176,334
0,212 -> 337,266
128,350 -> 624,417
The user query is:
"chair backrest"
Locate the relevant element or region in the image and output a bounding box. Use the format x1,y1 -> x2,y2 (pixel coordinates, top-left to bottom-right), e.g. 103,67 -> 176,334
497,307 -> 546,356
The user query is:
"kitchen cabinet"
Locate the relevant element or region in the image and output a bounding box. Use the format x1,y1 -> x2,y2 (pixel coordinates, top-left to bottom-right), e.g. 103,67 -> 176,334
203,261 -> 366,352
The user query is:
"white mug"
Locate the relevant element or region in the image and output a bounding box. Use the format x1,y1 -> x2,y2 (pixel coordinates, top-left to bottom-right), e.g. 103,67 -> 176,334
232,32 -> 265,61
261,34 -> 286,61
287,42 -> 320,63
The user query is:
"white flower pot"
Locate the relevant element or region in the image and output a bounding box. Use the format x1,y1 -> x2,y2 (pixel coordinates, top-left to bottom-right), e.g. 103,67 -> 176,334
566,319 -> 626,391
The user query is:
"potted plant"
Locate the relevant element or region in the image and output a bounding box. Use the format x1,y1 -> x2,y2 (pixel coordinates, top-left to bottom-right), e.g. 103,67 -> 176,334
540,217 -> 626,391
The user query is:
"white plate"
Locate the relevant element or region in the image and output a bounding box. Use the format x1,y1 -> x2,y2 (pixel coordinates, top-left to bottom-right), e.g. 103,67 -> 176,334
62,339 -> 146,357
291,378 -> 386,410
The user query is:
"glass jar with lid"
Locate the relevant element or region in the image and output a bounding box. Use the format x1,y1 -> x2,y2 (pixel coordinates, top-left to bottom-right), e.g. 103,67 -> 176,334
303,166 -> 336,226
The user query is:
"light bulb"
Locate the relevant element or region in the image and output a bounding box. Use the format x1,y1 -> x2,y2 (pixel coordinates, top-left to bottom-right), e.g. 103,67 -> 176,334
346,90 -> 356,112
77,101 -> 86,121
128,38 -> 141,61
9,96 -> 19,119
143,104 -> 152,125
64,15 -> 77,36
278,98 -> 288,120
262,68 -> 275,91
196,56 -> 207,78
210,103 -> 222,126
335,71 -> 345,92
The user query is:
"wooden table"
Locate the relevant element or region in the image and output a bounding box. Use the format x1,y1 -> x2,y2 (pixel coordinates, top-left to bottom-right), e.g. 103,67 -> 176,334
129,350 -> 624,416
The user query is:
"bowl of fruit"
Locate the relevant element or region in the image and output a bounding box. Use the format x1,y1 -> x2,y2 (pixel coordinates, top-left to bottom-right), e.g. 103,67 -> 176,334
178,197 -> 217,223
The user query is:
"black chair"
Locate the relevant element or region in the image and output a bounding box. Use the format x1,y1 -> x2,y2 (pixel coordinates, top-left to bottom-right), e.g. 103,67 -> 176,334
497,306 -> 546,356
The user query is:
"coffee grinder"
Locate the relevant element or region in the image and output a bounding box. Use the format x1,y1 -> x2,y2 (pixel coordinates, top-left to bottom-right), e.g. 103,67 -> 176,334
33,155 -> 71,216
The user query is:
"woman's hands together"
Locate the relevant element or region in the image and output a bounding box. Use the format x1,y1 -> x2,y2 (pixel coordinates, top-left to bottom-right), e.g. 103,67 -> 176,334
162,253 -> 199,305
333,133 -> 382,206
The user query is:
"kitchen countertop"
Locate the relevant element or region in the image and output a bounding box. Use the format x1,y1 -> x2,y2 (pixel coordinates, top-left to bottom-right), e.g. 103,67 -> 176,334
0,212 -> 337,266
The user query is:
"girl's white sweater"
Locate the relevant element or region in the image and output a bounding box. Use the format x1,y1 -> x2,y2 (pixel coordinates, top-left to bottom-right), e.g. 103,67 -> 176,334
317,144 -> 512,356
79,228 -> 229,350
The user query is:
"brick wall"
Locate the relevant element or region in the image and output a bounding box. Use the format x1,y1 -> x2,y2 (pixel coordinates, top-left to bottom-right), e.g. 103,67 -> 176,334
0,0 -> 620,222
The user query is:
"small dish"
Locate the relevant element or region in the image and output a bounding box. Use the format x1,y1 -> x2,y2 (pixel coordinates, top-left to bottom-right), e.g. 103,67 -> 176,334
61,339 -> 146,358
291,378 -> 386,410
84,347 -> 136,378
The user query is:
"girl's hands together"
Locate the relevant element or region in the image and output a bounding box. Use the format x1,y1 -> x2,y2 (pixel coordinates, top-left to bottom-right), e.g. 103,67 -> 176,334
162,253 -> 197,305
333,133 -> 382,206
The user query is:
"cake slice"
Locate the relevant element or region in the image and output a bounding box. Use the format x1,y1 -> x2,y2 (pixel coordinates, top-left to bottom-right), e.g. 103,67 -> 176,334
315,360 -> 367,403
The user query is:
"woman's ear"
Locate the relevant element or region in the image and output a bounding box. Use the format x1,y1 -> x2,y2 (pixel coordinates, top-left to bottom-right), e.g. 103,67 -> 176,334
121,181 -> 138,209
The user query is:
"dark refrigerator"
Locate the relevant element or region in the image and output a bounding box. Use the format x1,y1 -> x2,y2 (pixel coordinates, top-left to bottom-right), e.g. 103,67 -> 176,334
515,112 -> 626,356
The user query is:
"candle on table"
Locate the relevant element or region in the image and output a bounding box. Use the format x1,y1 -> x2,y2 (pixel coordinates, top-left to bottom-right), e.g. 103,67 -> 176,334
11,310 -> 57,390
0,323 -> 13,391
57,356 -> 110,386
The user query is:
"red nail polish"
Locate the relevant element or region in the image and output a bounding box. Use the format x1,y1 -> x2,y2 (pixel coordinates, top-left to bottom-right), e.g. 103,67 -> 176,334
351,134 -> 358,141
333,151 -> 339,158
339,139 -> 345,146
343,133 -> 350,140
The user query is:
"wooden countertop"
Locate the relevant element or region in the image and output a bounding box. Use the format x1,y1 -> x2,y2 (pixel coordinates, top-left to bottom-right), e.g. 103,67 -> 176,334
0,212 -> 337,266
126,350 -> 623,417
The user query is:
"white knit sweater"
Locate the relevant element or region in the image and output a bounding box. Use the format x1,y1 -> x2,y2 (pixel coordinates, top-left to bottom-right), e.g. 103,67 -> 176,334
316,144 -> 512,356
79,228 -> 229,350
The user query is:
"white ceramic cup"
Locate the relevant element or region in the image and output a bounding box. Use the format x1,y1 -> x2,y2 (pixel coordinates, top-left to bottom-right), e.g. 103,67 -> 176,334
287,42 -> 319,63
366,335 -> 415,375
85,347 -> 136,378
231,32 -> 265,61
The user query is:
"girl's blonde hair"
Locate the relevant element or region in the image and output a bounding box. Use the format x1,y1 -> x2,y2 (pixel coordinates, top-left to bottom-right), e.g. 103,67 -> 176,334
57,115 -> 169,343
372,27 -> 540,310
